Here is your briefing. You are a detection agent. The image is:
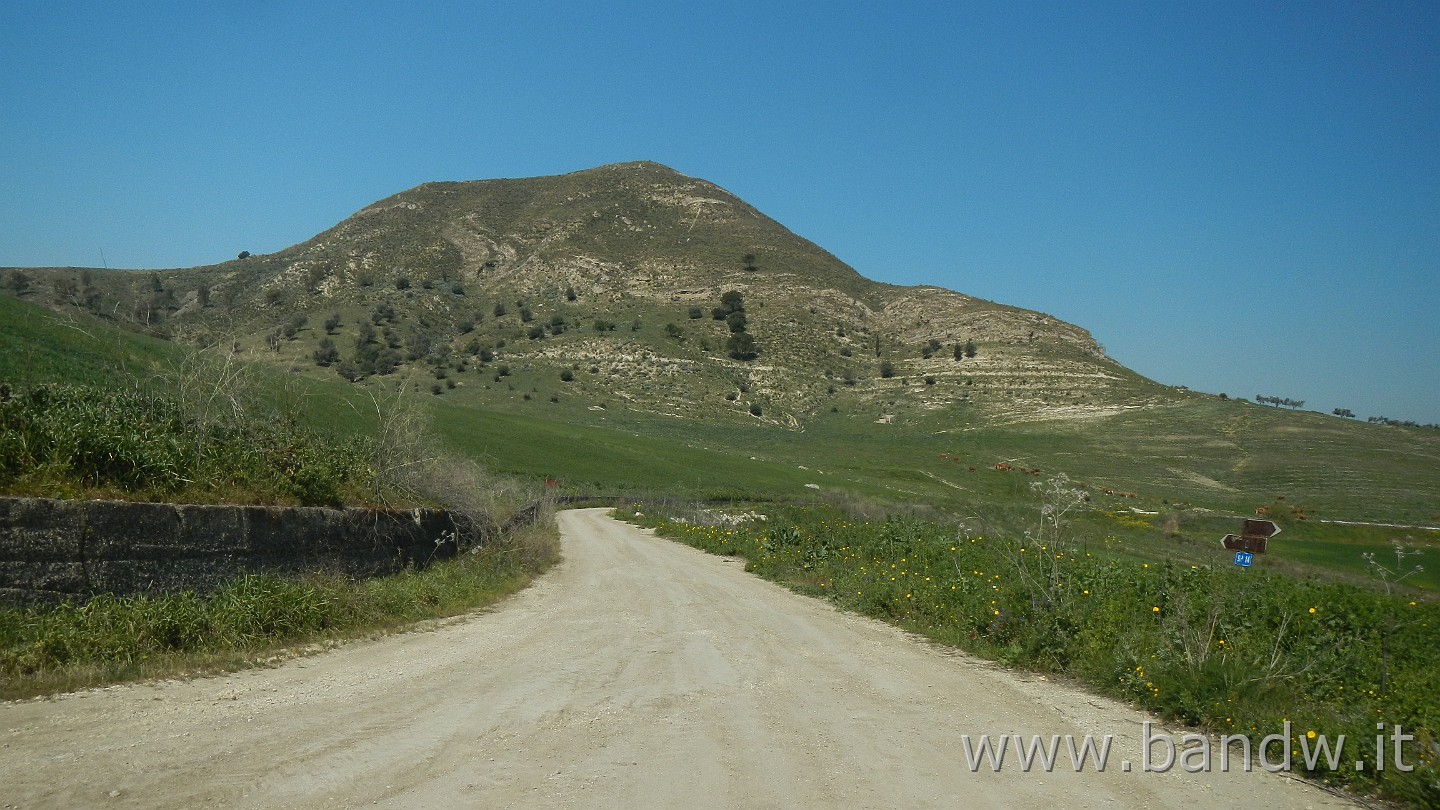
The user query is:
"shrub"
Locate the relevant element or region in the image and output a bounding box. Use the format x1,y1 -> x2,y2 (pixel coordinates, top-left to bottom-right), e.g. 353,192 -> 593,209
727,332 -> 757,361
312,338 -> 340,367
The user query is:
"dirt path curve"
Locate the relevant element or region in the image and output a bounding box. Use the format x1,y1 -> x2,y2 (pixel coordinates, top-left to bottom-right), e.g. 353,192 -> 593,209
1,509 -> 1354,808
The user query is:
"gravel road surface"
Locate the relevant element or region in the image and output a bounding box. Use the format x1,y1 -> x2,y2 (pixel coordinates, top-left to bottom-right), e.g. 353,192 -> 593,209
0,508 -> 1354,808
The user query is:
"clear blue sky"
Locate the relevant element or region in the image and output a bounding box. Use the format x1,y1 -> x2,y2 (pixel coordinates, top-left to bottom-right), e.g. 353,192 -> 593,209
3,1 -> 1437,423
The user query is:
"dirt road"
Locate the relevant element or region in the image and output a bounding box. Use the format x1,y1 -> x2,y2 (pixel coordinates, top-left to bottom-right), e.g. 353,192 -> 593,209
1,509 -> 1352,808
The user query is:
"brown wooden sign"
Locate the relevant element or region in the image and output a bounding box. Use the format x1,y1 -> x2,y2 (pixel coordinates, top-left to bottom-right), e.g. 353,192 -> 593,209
1221,519 -> 1281,554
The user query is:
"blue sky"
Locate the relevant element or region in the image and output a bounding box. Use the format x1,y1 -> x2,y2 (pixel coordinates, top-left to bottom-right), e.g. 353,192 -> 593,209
2,1 -> 1437,423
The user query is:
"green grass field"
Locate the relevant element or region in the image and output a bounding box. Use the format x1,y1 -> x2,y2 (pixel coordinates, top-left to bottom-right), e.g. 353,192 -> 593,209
3,291 -> 1437,592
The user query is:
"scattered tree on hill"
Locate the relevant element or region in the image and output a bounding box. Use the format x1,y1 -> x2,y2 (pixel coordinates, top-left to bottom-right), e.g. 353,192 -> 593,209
336,361 -> 362,382
879,360 -> 896,379
519,306 -> 533,323
726,311 -> 748,333
405,331 -> 434,360
565,285 -> 577,302
493,302 -> 507,318
281,315 -> 306,340
963,340 -> 978,359
237,251 -> 251,260
921,339 -> 941,359
1256,394 -> 1304,410
688,306 -> 703,319
312,338 -> 340,367
560,369 -> 574,382
742,253 -> 758,272
1367,416 -> 1440,430
1333,408 -> 1355,418
727,332 -> 757,361
665,323 -> 684,340
720,290 -> 745,314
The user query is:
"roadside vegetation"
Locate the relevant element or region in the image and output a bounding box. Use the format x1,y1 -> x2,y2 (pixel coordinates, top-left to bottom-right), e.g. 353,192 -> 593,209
0,515 -> 559,700
620,490 -> 1438,807
0,296 -> 560,699
0,381 -> 373,506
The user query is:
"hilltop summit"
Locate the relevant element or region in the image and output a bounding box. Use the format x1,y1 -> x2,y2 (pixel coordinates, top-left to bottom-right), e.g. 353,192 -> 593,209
7,163 -> 1156,426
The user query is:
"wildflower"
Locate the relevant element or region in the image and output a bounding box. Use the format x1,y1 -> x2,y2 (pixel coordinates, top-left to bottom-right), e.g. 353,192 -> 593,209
1308,607 -> 1316,614
1306,730 -> 1316,740
1152,606 -> 1160,613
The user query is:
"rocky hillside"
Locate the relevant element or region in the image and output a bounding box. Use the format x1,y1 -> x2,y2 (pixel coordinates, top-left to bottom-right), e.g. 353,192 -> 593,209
3,162 -> 1168,427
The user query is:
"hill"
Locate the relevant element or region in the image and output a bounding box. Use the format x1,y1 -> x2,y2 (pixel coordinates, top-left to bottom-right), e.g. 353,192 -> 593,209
2,162 -> 1154,428
3,162 -> 1438,535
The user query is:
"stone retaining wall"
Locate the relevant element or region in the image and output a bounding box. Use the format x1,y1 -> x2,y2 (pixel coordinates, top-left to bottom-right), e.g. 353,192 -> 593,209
0,497 -> 500,606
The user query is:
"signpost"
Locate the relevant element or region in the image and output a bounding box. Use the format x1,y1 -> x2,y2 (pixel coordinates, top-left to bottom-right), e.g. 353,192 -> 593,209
1222,519 -> 1280,566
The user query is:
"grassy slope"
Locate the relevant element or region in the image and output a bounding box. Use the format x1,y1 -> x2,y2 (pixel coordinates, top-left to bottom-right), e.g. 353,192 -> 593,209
0,292 -> 185,386
4,290 -> 1436,590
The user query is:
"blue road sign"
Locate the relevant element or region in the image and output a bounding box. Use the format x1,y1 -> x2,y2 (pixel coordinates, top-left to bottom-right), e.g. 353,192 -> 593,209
1234,551 -> 1254,567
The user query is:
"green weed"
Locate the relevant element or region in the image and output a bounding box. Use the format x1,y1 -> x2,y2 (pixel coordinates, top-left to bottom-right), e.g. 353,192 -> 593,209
0,516 -> 559,699
625,496 -> 1439,807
